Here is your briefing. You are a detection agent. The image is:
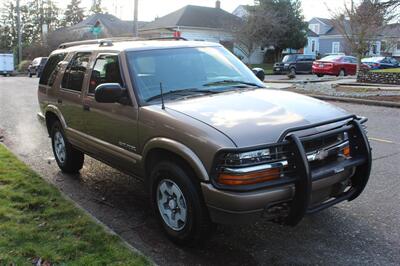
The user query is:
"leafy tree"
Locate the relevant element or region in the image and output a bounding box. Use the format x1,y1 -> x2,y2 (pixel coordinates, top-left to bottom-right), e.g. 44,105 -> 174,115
89,0 -> 104,15
62,0 -> 85,27
236,0 -> 308,62
330,0 -> 399,71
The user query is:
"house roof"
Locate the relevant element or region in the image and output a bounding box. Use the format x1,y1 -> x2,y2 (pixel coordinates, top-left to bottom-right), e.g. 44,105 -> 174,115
383,23 -> 400,37
141,5 -> 242,31
307,29 -> 319,37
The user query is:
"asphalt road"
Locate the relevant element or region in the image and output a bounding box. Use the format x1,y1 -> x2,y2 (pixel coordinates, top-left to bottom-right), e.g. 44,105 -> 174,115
1,77 -> 399,265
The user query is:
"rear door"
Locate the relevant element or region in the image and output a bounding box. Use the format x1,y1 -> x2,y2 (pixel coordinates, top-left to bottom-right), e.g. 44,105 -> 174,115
57,52 -> 92,132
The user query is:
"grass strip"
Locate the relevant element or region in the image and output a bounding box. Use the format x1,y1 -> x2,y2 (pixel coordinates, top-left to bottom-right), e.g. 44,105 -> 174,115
0,144 -> 149,265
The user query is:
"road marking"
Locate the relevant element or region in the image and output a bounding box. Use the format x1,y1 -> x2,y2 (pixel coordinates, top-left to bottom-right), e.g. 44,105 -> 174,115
369,137 -> 395,144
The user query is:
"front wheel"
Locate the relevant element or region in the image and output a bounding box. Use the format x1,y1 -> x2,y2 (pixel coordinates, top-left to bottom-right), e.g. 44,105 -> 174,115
51,121 -> 84,174
150,160 -> 212,245
316,74 -> 324,77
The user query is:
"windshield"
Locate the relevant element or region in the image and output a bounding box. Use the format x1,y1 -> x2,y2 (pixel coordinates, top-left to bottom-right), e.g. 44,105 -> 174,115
362,57 -> 384,63
320,55 -> 342,62
127,46 -> 265,103
282,55 -> 297,63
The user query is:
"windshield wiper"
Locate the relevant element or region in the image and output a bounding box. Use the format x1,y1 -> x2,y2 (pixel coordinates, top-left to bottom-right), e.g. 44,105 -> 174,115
203,80 -> 264,88
145,88 -> 219,102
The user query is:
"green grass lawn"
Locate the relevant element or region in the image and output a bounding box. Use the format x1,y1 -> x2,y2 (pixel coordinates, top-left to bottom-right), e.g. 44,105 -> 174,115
0,145 -> 150,265
372,68 -> 400,73
249,63 -> 274,74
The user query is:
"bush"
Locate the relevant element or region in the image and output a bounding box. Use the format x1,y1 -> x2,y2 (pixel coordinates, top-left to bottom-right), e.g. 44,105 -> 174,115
17,60 -> 31,73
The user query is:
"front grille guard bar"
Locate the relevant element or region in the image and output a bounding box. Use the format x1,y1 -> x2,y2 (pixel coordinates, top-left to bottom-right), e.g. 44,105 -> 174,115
281,115 -> 372,226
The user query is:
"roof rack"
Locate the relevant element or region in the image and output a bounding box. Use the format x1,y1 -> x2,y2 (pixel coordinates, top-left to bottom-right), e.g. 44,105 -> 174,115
58,37 -> 144,49
58,36 -> 187,49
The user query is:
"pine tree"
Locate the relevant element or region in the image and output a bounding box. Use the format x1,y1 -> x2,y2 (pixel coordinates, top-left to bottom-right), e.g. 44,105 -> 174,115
89,0 -> 104,15
62,0 -> 85,27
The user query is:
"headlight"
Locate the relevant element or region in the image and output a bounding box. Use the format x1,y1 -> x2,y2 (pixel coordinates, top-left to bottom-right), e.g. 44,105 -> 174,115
215,145 -> 290,186
284,63 -> 290,67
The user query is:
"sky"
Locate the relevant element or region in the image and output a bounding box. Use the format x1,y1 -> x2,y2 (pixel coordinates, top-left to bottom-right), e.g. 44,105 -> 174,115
53,0 -> 350,22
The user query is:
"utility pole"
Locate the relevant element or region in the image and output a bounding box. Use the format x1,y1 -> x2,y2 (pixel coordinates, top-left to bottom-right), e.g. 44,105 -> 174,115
16,0 -> 22,65
133,0 -> 138,37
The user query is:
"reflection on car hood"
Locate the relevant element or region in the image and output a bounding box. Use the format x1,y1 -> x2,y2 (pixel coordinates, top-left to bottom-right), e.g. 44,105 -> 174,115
166,89 -> 350,147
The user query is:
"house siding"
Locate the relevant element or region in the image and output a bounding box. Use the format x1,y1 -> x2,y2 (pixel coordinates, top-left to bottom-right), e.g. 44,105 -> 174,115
319,37 -> 346,55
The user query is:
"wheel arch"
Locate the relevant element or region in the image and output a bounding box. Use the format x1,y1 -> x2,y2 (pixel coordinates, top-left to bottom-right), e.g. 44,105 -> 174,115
44,105 -> 67,135
142,138 -> 210,182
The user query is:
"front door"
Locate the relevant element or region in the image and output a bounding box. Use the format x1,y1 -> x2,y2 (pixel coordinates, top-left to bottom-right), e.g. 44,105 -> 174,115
82,53 -> 139,173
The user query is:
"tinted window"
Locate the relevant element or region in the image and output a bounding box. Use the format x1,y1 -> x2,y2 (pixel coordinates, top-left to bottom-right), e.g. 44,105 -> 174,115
282,54 -> 297,62
62,52 -> 91,92
89,54 -> 123,94
39,53 -> 67,86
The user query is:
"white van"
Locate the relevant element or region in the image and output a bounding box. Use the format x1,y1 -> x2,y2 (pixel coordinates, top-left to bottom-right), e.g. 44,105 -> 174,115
0,53 -> 14,76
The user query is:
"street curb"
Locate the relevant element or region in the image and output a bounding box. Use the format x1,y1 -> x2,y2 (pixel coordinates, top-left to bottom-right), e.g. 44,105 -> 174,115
0,143 -> 156,266
308,94 -> 400,108
264,77 -> 348,84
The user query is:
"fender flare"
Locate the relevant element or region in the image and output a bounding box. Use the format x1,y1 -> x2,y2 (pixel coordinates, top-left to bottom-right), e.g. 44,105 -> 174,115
44,105 -> 67,130
142,137 -> 210,181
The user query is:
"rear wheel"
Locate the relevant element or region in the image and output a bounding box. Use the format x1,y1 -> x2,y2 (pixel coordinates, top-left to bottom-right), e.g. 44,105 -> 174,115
150,160 -> 212,245
316,74 -> 324,77
338,69 -> 346,77
51,121 -> 84,174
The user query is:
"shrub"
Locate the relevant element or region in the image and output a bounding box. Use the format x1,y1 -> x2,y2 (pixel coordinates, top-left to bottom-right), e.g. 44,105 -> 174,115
17,60 -> 31,73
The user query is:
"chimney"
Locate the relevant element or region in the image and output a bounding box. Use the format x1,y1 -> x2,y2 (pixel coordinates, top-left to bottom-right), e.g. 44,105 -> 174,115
216,0 -> 221,9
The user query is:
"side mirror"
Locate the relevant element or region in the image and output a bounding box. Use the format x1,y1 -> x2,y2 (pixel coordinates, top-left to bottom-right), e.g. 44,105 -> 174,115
94,83 -> 128,104
252,68 -> 265,82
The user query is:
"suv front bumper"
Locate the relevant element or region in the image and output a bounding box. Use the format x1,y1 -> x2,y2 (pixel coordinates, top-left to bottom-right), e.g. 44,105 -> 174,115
202,117 -> 371,225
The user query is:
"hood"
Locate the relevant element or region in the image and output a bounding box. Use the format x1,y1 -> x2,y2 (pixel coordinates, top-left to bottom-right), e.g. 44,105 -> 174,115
166,89 -> 350,147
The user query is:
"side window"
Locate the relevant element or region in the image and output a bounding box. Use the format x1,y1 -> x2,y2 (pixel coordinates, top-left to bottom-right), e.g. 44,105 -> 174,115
39,53 -> 67,86
89,54 -> 123,94
61,52 -> 91,92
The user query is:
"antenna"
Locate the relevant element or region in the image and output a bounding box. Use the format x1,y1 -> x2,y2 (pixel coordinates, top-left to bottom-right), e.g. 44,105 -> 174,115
159,82 -> 165,110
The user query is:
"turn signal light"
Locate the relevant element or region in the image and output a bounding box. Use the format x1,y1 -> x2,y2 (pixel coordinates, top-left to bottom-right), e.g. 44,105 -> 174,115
343,146 -> 351,158
217,168 -> 280,186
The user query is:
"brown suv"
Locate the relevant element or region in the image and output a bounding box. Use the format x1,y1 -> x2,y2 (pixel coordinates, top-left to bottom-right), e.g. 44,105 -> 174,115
38,38 -> 371,245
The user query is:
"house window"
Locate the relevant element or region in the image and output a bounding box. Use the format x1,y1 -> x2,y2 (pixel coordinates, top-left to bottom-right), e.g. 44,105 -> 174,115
309,24 -> 320,34
332,42 -> 340,53
311,40 -> 316,53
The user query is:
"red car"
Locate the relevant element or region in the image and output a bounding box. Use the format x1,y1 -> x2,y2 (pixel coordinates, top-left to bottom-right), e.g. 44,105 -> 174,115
312,55 -> 357,77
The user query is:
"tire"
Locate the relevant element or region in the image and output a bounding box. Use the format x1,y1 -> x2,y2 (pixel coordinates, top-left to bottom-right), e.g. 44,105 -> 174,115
316,74 -> 324,77
289,67 -> 296,75
29,72 -> 32,78
50,121 -> 84,174
150,160 -> 212,246
338,69 -> 346,77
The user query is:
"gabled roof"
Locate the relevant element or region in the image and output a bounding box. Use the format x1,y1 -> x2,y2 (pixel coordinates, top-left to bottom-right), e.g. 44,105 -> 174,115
70,13 -> 147,36
141,5 -> 242,31
307,29 -> 319,37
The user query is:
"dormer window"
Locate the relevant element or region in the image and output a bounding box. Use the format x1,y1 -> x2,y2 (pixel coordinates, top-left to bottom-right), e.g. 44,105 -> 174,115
309,24 -> 320,34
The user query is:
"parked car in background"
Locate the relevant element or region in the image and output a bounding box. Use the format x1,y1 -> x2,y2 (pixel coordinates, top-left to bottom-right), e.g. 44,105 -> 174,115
361,56 -> 399,70
273,54 -> 316,75
28,57 -> 48,77
312,55 -> 357,77
0,53 -> 14,76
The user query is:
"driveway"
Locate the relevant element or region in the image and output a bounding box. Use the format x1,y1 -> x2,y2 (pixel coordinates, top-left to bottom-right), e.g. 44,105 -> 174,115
0,77 -> 399,265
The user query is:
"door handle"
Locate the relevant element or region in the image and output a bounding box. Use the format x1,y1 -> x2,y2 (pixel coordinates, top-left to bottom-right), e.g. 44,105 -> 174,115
83,104 -> 90,111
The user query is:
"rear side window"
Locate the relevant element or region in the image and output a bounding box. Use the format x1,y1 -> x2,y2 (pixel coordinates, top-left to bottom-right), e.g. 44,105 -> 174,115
62,52 -> 91,92
39,53 -> 67,86
89,54 -> 123,94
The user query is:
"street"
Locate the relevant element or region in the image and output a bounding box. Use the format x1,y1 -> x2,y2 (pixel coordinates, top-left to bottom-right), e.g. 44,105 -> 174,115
0,76 -> 399,265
